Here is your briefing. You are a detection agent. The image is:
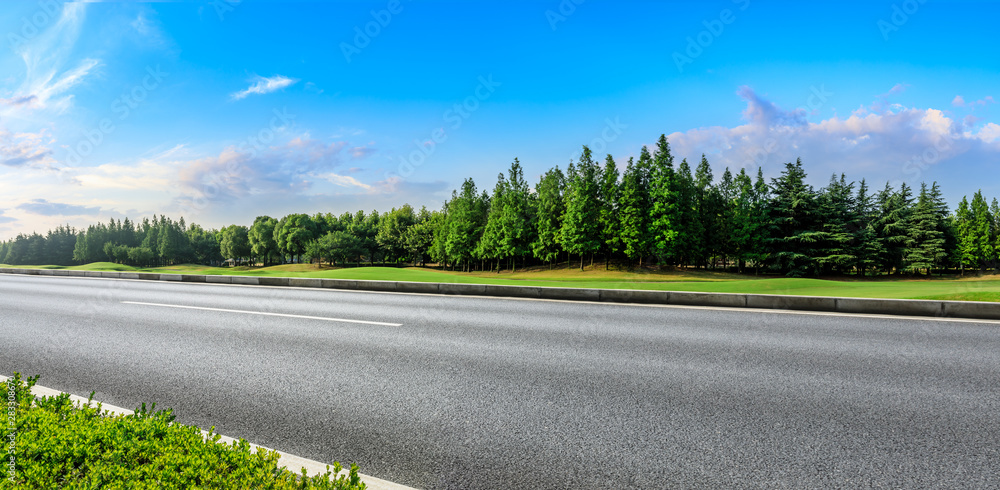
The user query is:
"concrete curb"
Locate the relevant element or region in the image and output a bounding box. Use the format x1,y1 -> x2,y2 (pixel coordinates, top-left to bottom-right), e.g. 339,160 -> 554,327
2,267 -> 999,320
0,375 -> 415,490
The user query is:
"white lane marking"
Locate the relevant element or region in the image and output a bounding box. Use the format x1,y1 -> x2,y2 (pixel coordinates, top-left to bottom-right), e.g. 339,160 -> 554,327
121,301 -> 401,327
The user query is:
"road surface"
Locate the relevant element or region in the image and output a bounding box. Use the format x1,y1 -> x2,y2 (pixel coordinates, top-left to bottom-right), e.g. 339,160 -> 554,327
2,274 -> 999,488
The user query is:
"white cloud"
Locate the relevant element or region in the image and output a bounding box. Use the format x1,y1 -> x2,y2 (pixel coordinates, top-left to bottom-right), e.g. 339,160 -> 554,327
664,86 -> 1000,192
315,172 -> 372,190
230,75 -> 298,100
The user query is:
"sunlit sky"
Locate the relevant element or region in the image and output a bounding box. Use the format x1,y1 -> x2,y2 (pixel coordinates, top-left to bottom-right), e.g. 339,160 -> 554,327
1,0 -> 998,239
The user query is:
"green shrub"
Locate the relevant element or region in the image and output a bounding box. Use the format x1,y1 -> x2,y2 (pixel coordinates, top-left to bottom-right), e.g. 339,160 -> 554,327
2,373 -> 365,489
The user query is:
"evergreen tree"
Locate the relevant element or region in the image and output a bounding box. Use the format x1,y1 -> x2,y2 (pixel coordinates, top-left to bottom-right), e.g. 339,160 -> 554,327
618,151 -> 652,267
598,154 -> 620,269
499,158 -> 535,272
814,174 -> 856,274
875,182 -> 914,274
764,159 -> 821,277
478,172 -> 508,270
970,190 -> 994,271
716,167 -> 737,268
904,182 -> 947,274
446,178 -> 486,271
648,136 -> 678,264
532,166 -> 565,268
852,179 -> 883,276
954,196 -> 976,274
560,146 -> 602,270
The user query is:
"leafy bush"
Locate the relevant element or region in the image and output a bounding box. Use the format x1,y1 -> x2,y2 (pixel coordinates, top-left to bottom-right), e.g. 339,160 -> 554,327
2,373 -> 365,489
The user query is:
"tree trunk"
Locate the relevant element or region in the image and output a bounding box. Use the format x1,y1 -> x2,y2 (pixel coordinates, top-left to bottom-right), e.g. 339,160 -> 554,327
580,254 -> 584,271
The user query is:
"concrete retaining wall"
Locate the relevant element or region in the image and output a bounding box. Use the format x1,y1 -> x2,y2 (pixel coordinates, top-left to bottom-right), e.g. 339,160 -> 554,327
1,267 -> 999,321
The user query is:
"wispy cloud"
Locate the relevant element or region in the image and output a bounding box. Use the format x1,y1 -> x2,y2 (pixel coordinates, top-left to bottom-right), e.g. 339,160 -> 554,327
0,129 -> 56,168
230,75 -> 298,100
4,2 -> 99,116
16,199 -> 102,217
315,172 -> 372,190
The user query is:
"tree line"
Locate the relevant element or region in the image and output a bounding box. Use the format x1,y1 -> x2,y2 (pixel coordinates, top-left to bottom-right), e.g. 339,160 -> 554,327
3,134 -> 1000,277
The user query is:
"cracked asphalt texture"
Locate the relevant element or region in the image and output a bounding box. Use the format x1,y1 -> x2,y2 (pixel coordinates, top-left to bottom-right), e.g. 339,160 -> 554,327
2,274 -> 999,489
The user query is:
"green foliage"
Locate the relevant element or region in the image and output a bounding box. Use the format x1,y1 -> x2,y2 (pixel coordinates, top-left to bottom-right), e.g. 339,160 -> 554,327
446,179 -> 488,270
249,216 -> 281,266
764,159 -> 821,277
618,154 -> 651,265
531,166 -> 565,265
559,146 -> 602,269
648,136 -> 678,263
4,132 -> 999,277
274,214 -> 318,264
376,204 -> 417,263
219,225 -> 252,265
598,154 -> 621,267
2,373 -> 365,489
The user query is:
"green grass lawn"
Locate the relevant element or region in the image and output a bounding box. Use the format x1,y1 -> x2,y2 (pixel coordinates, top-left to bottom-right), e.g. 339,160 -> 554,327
4,261 -> 1000,301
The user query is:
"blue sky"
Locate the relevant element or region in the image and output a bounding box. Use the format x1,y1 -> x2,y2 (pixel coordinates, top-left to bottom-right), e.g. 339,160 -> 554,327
1,0 -> 998,239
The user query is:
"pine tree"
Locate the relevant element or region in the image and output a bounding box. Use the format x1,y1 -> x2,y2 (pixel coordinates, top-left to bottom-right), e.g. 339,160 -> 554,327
598,154 -> 620,269
874,182 -> 914,274
764,159 -> 820,277
619,151 -> 652,267
560,146 -> 602,270
852,179 -> 882,276
500,158 -> 535,272
478,172 -> 508,270
970,190 -> 994,271
672,158 -> 703,267
445,178 -> 487,271
694,154 -> 721,268
532,166 -> 565,268
648,136 -> 678,265
954,196 -> 976,274
716,167 -> 736,268
814,174 -> 856,274
904,182 -> 947,275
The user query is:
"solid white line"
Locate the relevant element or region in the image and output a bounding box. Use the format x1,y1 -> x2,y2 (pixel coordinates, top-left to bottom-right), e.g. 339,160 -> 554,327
121,301 -> 402,327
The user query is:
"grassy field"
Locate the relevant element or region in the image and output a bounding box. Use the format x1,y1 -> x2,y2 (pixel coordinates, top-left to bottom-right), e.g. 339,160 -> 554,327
4,261 -> 1000,302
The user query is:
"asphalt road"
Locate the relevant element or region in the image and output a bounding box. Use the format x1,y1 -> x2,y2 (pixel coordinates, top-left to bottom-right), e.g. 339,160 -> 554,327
2,274 -> 999,489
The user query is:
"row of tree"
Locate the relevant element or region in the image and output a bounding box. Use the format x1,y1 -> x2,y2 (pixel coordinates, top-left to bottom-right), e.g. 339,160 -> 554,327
3,135 -> 1000,276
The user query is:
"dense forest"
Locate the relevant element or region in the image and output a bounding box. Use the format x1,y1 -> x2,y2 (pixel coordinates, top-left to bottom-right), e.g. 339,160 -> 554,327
2,135 -> 999,277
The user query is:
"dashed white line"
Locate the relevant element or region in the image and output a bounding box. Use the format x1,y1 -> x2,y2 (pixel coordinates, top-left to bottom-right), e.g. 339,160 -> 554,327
121,301 -> 402,327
